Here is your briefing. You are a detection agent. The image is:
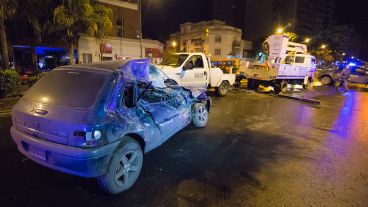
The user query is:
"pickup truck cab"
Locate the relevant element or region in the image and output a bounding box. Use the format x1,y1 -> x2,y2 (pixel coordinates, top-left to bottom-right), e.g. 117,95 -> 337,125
157,53 -> 235,96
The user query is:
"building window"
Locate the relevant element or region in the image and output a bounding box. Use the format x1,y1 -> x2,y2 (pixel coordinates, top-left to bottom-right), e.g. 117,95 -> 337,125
215,35 -> 222,43
116,18 -> 124,27
82,53 -> 92,63
116,17 -> 124,37
215,49 -> 221,56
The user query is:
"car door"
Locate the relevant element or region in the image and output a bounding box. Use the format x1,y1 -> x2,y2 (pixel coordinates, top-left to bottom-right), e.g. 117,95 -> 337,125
349,67 -> 366,83
180,55 -> 207,88
116,81 -> 163,150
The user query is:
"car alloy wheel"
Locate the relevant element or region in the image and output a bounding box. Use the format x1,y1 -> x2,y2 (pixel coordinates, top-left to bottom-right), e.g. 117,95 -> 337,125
192,103 -> 208,128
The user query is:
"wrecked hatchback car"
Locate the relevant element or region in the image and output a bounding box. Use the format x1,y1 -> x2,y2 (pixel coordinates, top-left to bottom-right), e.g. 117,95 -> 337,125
10,59 -> 210,194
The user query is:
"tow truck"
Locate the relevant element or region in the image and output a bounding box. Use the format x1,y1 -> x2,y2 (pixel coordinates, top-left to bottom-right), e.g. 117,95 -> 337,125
157,52 -> 236,96
245,35 -> 317,93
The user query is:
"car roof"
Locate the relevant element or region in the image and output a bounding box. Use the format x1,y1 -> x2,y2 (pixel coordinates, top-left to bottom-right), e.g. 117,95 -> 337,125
58,60 -> 130,73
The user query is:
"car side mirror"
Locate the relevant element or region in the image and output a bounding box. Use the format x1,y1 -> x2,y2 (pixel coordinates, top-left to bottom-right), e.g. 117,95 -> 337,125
183,62 -> 193,71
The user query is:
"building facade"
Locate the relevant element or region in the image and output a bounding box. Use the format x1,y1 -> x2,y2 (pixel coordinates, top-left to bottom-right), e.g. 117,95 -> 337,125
170,20 -> 252,60
80,0 -> 163,63
78,35 -> 163,63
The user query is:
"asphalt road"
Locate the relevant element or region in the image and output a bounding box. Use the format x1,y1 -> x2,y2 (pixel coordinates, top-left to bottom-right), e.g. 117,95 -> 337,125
1,85 -> 368,207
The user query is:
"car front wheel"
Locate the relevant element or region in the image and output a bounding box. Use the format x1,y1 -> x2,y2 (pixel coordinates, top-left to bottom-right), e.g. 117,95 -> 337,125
97,137 -> 143,194
192,103 -> 208,128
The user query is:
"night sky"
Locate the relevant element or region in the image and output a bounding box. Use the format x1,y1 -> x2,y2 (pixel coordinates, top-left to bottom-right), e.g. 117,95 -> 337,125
142,0 -> 368,58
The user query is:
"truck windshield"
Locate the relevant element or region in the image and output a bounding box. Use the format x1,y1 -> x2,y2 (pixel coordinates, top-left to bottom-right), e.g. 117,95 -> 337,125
161,54 -> 188,67
23,69 -> 107,109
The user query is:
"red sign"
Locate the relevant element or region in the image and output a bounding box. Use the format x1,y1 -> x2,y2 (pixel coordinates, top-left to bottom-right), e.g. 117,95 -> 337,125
100,44 -> 112,54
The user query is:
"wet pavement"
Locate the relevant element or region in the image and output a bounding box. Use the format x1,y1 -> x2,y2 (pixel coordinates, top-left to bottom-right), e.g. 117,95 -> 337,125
1,84 -> 368,207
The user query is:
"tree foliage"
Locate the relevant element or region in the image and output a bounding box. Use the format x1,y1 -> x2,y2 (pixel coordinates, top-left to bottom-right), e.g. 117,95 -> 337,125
52,0 -> 112,64
0,0 -> 17,69
283,32 -> 298,42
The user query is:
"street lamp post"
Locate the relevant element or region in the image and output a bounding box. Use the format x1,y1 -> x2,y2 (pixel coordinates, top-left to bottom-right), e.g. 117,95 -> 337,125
138,0 -> 143,58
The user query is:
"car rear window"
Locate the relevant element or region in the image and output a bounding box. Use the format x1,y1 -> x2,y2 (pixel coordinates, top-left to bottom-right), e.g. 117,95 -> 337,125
23,69 -> 107,109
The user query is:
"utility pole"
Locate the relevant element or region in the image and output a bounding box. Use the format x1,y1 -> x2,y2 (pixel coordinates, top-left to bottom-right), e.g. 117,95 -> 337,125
138,0 -> 143,58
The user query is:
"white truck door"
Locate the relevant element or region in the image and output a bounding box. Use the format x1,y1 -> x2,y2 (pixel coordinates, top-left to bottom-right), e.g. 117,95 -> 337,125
180,55 -> 207,88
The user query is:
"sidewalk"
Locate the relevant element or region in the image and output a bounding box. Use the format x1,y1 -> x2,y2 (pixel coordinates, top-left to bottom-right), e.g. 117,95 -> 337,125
0,84 -> 28,116
0,96 -> 19,116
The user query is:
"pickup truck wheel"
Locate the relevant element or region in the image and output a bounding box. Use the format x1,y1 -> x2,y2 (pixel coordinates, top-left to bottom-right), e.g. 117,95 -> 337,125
97,138 -> 143,194
192,103 -> 208,128
247,79 -> 259,90
215,81 -> 229,96
273,81 -> 287,94
280,81 -> 288,93
320,76 -> 332,85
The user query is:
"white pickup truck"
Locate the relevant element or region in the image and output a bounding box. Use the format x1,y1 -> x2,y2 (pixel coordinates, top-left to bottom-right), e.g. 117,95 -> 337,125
157,53 -> 235,96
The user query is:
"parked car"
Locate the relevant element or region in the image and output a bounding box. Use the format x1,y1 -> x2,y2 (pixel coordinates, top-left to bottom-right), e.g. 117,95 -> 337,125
18,68 -> 40,84
10,59 -> 211,194
317,66 -> 368,85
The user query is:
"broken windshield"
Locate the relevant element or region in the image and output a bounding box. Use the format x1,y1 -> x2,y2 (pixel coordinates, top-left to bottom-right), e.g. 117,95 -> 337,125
161,54 -> 188,67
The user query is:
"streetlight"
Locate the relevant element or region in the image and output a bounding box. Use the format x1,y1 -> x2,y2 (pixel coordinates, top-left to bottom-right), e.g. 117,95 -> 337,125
321,44 -> 327,49
171,41 -> 177,48
342,52 -> 346,56
304,38 -> 311,43
138,0 -> 143,58
275,23 -> 291,34
276,27 -> 284,34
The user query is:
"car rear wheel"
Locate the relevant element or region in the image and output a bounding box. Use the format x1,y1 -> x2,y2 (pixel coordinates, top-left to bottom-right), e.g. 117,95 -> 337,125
215,81 -> 229,96
97,137 -> 143,194
192,103 -> 208,128
320,76 -> 332,85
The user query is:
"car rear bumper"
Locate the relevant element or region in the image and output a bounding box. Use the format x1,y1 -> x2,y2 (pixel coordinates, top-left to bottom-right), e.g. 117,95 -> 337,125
11,127 -> 119,178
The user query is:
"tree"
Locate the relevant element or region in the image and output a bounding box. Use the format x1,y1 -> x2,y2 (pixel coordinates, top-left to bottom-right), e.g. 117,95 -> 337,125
52,0 -> 112,64
0,0 -> 17,69
283,32 -> 298,41
20,0 -> 55,69
90,3 -> 113,60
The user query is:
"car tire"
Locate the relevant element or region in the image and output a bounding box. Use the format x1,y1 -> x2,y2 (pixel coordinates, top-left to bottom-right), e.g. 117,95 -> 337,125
215,81 -> 229,96
320,76 -> 332,85
192,103 -> 208,128
97,137 -> 143,194
247,79 -> 259,90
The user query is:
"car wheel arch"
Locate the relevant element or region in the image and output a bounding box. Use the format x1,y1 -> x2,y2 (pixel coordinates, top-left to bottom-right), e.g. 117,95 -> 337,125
119,133 -> 145,152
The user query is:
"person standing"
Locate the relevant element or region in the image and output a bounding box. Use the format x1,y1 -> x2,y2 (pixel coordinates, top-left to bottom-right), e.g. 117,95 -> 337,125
336,66 -> 351,92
